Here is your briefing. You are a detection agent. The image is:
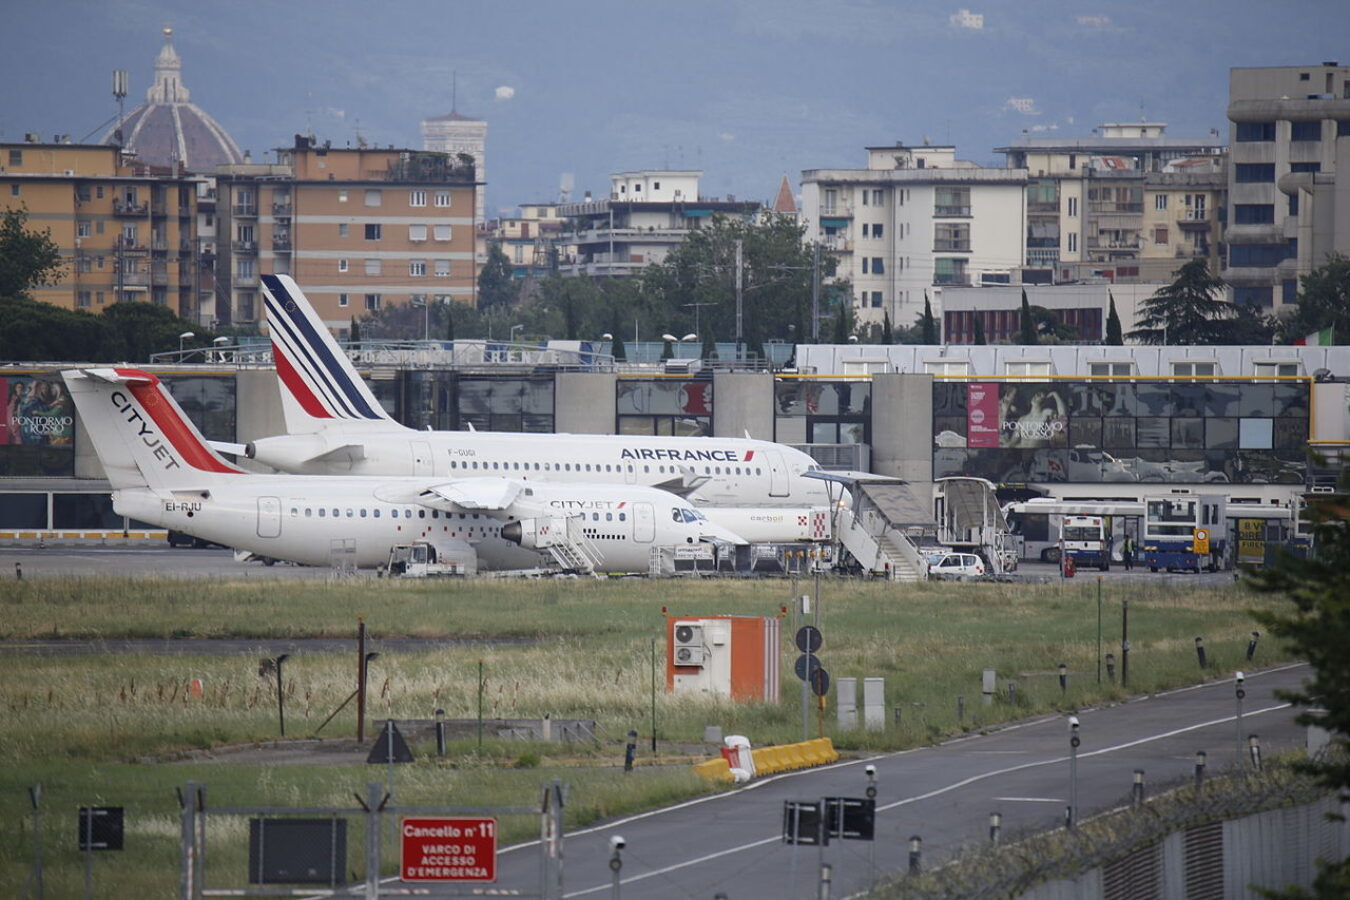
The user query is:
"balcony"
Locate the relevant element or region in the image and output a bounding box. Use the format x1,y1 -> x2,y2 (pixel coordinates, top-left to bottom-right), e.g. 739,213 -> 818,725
151,238 -> 169,252
821,236 -> 853,253
273,236 -> 292,252
1027,201 -> 1059,214
234,272 -> 259,286
933,205 -> 971,217
1026,249 -> 1060,266
271,202 -> 293,217
113,200 -> 148,216
1088,202 -> 1143,215
232,204 -> 258,217
933,239 -> 971,252
119,270 -> 149,287
819,201 -> 854,218
932,273 -> 971,286
232,240 -> 257,254
116,236 -> 147,253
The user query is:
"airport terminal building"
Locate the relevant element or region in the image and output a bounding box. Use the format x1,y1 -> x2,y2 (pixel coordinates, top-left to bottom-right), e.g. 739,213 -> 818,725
1,343 -> 1345,534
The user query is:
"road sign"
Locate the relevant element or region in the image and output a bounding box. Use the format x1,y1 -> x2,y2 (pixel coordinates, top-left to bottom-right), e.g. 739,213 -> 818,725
401,817 -> 497,882
823,797 -> 876,841
782,801 -> 827,845
795,625 -> 822,654
794,653 -> 822,682
810,667 -> 831,697
77,806 -> 123,851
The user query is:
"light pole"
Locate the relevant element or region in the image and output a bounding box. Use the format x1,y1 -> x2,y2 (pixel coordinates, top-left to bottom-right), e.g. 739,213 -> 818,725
178,331 -> 194,355
510,323 -> 524,344
212,335 -> 228,363
1067,715 -> 1080,829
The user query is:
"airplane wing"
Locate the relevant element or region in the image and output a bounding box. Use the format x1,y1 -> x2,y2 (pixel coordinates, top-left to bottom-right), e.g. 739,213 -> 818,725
651,465 -> 711,497
418,477 -> 525,511
803,470 -> 906,486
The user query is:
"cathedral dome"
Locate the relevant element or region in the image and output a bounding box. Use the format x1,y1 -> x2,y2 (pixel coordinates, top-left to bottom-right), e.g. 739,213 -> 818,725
104,28 -> 244,172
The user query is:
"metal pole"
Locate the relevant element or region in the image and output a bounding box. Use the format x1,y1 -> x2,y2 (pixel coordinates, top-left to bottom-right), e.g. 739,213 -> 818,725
275,654 -> 289,737
811,241 -> 821,342
194,785 -> 206,900
989,811 -> 1002,844
1194,750 -> 1207,790
1096,576 -> 1102,683
357,618 -> 367,742
365,782 -> 381,900
1121,598 -> 1130,689
1132,769 -> 1145,808
28,785 -> 43,900
84,806 -> 92,900
478,659 -> 485,751
609,837 -> 623,900
180,783 -> 194,900
908,835 -> 922,875
1068,717 -> 1080,830
650,638 -> 657,753
818,862 -> 832,900
435,708 -> 446,756
1235,672 -> 1246,766
734,239 -> 744,356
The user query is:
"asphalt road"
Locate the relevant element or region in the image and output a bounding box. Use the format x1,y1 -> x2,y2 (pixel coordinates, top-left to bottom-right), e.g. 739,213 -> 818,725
489,663 -> 1309,899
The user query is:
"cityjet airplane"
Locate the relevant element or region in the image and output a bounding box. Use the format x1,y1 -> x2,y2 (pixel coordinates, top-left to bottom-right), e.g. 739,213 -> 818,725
62,368 -> 748,574
235,275 -> 835,528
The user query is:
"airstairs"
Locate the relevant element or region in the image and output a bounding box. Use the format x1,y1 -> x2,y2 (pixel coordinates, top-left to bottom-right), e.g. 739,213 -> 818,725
836,481 -> 935,582
539,517 -> 602,575
933,477 -> 1015,574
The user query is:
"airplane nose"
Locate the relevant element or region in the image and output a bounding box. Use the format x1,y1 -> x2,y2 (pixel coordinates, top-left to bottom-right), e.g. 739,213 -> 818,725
501,521 -> 522,545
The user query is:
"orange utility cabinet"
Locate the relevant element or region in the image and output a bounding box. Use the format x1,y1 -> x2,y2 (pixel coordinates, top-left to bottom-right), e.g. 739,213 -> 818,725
666,615 -> 781,702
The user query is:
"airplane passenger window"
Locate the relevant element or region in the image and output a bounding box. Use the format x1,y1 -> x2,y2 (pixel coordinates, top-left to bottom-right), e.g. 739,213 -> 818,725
319,509 -> 326,517
606,512 -> 613,521
360,509 -> 367,517
619,513 -> 626,521
493,462 -> 499,469
373,509 -> 380,518
534,463 -> 540,470
346,509 -> 354,517
290,508 -> 298,517
306,508 -> 312,517
418,510 -> 426,518
643,466 -> 650,473
593,513 -> 600,520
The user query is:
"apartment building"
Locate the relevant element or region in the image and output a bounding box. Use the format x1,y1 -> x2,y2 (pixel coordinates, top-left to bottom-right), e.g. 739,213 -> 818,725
478,202 -> 574,280
996,124 -> 1225,285
800,144 -> 1028,330
556,172 -> 760,278
1,139 -> 211,317
213,137 -> 478,329
1225,62 -> 1350,309
421,110 -> 487,224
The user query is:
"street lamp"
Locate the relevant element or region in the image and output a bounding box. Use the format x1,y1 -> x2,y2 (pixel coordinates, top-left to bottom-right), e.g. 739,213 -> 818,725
178,331 -> 195,354
212,335 -> 229,362
510,324 -> 524,343
410,297 -> 429,341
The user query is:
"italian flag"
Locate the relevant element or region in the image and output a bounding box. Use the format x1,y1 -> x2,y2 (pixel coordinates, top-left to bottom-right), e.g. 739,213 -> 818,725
1293,326 -> 1334,346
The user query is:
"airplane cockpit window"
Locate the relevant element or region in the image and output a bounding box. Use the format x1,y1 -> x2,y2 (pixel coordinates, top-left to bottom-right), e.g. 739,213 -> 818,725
672,509 -> 682,522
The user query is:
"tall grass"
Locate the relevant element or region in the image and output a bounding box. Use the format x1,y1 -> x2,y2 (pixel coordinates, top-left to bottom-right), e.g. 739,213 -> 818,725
0,573 -> 1293,896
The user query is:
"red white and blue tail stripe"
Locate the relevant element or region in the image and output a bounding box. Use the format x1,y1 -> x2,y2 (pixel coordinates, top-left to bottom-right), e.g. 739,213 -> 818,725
261,274 -> 394,431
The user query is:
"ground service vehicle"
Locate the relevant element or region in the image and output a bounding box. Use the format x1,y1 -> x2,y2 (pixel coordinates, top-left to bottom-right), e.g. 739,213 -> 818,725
1143,494 -> 1226,572
1061,515 -> 1110,571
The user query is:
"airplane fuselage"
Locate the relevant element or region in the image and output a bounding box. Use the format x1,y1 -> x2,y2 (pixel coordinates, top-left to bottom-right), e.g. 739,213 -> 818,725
246,429 -> 831,509
114,476 -> 722,572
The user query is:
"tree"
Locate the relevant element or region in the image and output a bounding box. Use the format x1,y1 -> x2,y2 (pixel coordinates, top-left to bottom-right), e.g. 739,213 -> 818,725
0,294 -> 107,361
881,310 -> 894,344
444,301 -> 456,342
100,302 -> 213,363
1247,480 -> 1350,897
921,292 -> 939,344
972,315 -> 987,345
1128,259 -> 1233,345
0,207 -> 64,300
1019,288 -> 1038,345
478,242 -> 517,309
350,317 -> 361,343
1280,254 -> 1350,344
1105,292 -> 1123,345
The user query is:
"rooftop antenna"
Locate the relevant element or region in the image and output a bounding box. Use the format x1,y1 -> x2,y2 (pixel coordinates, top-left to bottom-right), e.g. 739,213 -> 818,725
111,69 -> 128,146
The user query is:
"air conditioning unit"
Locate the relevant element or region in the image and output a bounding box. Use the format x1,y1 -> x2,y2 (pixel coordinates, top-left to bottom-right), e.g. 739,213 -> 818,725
672,621 -> 705,667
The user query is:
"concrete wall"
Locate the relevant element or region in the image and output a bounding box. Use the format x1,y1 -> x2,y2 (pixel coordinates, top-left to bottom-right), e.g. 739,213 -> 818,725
711,373 -> 774,440
870,373 -> 933,489
555,373 -> 617,434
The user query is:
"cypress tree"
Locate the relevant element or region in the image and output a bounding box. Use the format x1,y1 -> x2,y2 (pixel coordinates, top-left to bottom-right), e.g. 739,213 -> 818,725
921,292 -> 938,344
1105,292 -> 1123,345
973,315 -> 987,345
1019,288 -> 1037,345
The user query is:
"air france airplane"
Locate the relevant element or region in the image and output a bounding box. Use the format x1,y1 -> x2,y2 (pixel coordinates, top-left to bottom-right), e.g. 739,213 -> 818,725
240,275 -> 835,526
62,368 -> 747,574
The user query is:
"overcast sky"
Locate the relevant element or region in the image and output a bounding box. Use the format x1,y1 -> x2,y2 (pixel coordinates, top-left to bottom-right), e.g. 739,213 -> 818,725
3,0 -> 1346,217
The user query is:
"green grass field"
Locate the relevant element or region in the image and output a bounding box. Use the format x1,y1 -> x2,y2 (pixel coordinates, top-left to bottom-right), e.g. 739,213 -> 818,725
0,573 -> 1292,895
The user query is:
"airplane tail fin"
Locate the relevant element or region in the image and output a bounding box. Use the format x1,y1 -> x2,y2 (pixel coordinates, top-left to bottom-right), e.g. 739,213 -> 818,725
61,368 -> 246,491
261,274 -> 397,434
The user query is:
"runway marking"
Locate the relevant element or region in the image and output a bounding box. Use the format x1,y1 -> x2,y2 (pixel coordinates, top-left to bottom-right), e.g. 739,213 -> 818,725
994,797 -> 1064,803
556,699 -> 1295,897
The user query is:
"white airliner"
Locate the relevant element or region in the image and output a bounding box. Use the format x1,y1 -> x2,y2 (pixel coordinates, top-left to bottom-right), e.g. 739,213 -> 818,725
62,367 -> 748,574
238,275 -> 835,529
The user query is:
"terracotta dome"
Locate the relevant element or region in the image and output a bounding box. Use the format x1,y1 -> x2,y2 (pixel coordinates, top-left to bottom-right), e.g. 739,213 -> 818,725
103,28 -> 244,172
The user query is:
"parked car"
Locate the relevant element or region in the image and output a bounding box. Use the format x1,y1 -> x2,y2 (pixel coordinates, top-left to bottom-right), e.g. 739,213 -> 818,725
925,552 -> 986,579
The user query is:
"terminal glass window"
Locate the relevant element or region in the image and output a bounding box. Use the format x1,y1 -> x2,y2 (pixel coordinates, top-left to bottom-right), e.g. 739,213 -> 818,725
617,380 -> 711,436
931,380 -> 1308,486
401,373 -> 554,432
161,375 -> 237,444
774,381 -> 870,445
